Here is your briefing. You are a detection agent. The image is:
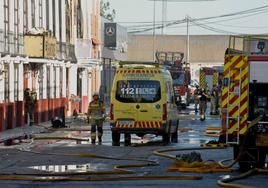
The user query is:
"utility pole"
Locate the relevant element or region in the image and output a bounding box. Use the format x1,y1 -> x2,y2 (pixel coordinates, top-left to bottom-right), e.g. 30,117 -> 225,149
186,15 -> 190,65
153,0 -> 156,61
161,0 -> 167,35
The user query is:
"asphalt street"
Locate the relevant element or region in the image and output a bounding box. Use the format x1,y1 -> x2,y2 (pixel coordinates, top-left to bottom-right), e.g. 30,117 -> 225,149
0,104 -> 267,188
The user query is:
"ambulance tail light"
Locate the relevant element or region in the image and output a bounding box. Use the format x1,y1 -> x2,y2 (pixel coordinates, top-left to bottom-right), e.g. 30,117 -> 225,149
163,104 -> 167,121
110,103 -> 114,121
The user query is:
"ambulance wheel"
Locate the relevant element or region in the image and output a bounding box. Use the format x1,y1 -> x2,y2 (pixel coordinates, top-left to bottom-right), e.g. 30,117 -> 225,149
112,131 -> 120,146
162,133 -> 170,145
171,120 -> 179,143
124,133 -> 131,146
171,132 -> 178,143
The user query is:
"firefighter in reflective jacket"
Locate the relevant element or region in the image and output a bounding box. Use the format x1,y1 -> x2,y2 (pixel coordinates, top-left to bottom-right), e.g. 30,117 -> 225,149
88,92 -> 105,144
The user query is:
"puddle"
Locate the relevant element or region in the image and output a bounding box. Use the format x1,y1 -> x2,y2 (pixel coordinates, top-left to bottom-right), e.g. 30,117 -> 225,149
29,163 -> 109,173
181,138 -> 208,145
219,175 -> 231,180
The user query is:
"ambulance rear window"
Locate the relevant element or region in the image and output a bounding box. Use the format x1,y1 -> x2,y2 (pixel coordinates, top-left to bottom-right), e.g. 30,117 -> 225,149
116,80 -> 161,103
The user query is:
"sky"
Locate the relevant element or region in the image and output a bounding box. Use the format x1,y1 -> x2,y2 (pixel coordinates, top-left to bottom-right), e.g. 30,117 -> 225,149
108,0 -> 268,35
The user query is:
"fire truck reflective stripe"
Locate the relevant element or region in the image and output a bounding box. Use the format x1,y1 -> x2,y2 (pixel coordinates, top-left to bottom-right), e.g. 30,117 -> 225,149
229,106 -> 239,117
227,120 -> 237,133
224,56 -> 249,136
213,72 -> 218,85
239,125 -> 247,134
199,71 -> 206,89
224,56 -> 243,75
222,88 -> 228,108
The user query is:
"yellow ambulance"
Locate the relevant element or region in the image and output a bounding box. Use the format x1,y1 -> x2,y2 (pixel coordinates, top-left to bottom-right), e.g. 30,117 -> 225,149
110,62 -> 179,146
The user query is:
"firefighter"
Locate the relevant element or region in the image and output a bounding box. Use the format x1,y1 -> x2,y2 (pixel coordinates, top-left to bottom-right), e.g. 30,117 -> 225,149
210,84 -> 218,115
24,88 -> 37,126
194,85 -> 200,112
198,88 -> 208,121
88,92 -> 105,144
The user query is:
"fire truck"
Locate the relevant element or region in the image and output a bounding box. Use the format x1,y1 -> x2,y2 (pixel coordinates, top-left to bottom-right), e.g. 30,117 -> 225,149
199,67 -> 219,92
155,51 -> 191,108
220,35 -> 268,170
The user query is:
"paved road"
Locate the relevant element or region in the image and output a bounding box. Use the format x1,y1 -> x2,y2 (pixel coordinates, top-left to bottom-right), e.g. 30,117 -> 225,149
0,105 -> 267,188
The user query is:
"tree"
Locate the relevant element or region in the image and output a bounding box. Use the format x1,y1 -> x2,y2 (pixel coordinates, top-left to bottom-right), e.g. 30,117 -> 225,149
100,0 -> 116,22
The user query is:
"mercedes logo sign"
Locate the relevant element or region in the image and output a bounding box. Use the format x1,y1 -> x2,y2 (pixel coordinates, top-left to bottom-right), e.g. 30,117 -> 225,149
106,26 -> 115,36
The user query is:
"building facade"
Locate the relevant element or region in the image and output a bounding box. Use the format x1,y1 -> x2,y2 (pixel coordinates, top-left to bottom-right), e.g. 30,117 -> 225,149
0,0 -> 101,132
100,18 -> 128,105
127,34 -> 233,81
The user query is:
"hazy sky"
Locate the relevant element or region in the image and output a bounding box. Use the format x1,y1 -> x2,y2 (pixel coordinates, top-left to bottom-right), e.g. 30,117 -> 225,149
108,0 -> 268,35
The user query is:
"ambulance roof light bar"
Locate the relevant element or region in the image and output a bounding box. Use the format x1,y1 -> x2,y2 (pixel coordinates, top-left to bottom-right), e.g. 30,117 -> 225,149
119,61 -> 160,68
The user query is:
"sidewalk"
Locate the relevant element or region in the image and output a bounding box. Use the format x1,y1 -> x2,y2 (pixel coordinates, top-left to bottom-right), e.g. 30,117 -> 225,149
0,122 -> 50,143
0,116 -> 89,143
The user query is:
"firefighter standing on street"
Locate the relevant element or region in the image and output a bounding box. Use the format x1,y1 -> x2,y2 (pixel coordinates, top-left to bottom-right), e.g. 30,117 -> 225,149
199,88 -> 208,121
210,84 -> 218,115
24,88 -> 37,126
194,85 -> 200,113
88,92 -> 105,144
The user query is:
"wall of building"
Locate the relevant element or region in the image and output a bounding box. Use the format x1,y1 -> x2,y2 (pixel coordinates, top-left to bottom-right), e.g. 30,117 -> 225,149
0,0 -> 102,132
127,34 -> 230,65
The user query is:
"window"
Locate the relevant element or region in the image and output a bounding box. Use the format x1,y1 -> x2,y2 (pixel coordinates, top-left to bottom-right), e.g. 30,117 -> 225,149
39,0 -> 43,28
58,0 -> 62,53
46,0 -> 49,31
52,0 -> 56,36
4,0 -> 9,52
53,66 -> 56,98
77,0 -> 83,38
60,67 -> 63,98
31,0 -> 35,28
65,0 -> 71,43
14,64 -> 19,101
66,67 -> 69,97
14,0 -> 19,54
4,65 -> 9,102
171,71 -> 185,85
39,68 -> 43,100
116,80 -> 161,103
47,66 -> 50,99
23,0 -> 28,33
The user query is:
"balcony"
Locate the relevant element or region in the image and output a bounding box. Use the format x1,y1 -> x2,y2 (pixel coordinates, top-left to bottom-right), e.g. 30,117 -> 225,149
0,29 -> 24,56
0,29 -> 77,63
56,42 -> 77,63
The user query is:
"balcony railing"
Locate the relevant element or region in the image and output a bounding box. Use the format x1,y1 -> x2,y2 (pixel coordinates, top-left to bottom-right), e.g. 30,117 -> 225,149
0,30 -> 24,56
56,41 -> 76,62
0,29 -> 76,63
